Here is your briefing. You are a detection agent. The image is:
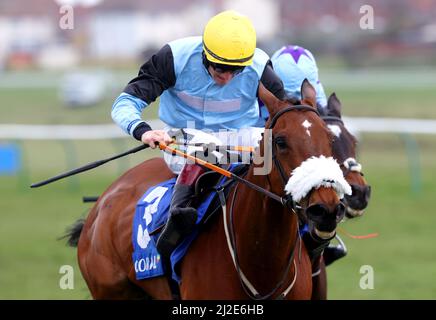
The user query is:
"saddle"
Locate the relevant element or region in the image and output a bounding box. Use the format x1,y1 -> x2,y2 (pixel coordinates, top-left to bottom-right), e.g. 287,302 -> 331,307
192,163 -> 249,224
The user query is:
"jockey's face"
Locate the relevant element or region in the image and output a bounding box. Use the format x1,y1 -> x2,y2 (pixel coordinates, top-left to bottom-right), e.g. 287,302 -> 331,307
207,61 -> 244,86
208,66 -> 235,85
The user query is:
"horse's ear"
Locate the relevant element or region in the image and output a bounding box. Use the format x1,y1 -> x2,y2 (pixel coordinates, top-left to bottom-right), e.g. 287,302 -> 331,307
258,82 -> 281,116
327,92 -> 342,118
300,79 -> 316,108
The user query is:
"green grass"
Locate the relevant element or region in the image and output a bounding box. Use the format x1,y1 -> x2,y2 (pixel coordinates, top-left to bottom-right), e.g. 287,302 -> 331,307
327,133 -> 436,299
0,178 -> 101,299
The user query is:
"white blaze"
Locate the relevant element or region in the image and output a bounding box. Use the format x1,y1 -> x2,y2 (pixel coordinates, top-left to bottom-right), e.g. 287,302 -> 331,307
302,120 -> 312,137
327,124 -> 342,138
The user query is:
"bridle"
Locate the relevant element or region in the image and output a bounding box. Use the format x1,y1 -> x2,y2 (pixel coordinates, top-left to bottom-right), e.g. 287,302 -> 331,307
321,115 -> 365,178
219,104 -> 321,300
268,105 -> 321,202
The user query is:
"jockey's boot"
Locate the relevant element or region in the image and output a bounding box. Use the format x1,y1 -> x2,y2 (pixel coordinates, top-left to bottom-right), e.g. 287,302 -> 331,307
323,237 -> 347,266
156,164 -> 205,261
302,230 -> 335,272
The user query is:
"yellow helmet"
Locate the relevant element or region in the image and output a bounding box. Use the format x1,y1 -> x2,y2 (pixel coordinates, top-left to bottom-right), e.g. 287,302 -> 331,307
203,10 -> 256,67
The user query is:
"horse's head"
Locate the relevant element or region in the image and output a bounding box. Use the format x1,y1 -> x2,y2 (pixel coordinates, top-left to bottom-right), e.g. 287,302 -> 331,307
320,93 -> 371,218
258,80 -> 351,239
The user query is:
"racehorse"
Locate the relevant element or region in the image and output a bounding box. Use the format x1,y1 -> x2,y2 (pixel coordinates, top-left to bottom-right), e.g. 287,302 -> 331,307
311,92 -> 371,300
321,93 -> 371,218
67,80 -> 350,299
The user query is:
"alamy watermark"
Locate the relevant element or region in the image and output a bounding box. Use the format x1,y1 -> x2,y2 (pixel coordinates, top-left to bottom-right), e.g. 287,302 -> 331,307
59,5 -> 74,30
172,123 -> 274,176
359,264 -> 374,290
359,5 -> 375,30
59,265 -> 74,290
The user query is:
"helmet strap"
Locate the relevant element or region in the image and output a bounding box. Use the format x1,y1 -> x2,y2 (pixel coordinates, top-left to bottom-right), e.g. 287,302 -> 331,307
202,51 -> 212,76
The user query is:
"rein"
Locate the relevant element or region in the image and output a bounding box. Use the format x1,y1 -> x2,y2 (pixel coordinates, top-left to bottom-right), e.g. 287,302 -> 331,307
218,104 -> 319,300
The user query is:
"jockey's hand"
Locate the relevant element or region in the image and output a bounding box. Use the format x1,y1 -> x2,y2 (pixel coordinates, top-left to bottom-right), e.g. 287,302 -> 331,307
141,130 -> 173,149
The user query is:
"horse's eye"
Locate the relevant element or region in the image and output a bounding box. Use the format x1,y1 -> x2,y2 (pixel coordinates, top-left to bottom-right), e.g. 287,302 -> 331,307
274,137 -> 287,149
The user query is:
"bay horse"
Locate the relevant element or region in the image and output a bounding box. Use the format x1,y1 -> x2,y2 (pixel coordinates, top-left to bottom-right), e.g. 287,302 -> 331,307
321,93 -> 371,218
311,92 -> 371,300
68,80 -> 350,299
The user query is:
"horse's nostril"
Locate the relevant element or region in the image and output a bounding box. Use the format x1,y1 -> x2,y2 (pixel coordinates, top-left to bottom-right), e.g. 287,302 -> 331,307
365,185 -> 372,200
306,203 -> 341,234
306,204 -> 329,223
345,184 -> 370,213
335,202 -> 346,222
351,184 -> 359,195
350,184 -> 366,196
350,184 -> 371,201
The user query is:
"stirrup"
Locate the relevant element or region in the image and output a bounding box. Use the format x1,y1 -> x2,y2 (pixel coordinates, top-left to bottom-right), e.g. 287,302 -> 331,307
323,234 -> 347,266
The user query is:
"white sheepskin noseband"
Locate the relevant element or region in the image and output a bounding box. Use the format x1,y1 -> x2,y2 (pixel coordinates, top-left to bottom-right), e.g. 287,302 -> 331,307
284,155 -> 352,202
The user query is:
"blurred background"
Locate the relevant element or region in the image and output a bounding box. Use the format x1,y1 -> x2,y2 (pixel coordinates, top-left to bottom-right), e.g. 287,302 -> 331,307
0,0 -> 435,299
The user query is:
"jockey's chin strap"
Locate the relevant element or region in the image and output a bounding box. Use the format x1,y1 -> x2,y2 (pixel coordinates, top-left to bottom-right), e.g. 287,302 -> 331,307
216,104 -> 320,300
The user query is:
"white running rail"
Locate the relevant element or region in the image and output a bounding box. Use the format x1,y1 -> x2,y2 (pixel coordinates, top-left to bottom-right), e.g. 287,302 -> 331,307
1,117 -> 436,140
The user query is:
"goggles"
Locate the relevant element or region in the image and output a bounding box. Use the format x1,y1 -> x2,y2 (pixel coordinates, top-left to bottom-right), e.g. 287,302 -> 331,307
209,61 -> 245,75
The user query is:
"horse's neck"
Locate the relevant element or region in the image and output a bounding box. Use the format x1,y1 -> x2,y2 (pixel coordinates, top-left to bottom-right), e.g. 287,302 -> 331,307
229,167 -> 298,289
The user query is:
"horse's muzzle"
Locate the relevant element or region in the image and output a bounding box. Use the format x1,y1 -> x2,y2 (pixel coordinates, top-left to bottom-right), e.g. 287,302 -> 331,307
305,202 -> 346,236
344,184 -> 371,217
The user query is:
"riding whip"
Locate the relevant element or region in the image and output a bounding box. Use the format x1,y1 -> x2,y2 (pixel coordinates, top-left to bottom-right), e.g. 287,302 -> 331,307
30,143 -> 151,188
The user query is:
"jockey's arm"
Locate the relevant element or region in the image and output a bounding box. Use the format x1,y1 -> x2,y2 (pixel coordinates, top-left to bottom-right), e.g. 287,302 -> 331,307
254,61 -> 287,124
259,61 -> 286,100
111,44 -> 176,148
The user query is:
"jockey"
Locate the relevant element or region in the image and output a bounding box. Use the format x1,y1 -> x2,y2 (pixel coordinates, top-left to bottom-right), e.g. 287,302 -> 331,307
255,45 -> 328,126
111,10 -> 286,260
271,45 -> 327,109
271,45 -> 346,266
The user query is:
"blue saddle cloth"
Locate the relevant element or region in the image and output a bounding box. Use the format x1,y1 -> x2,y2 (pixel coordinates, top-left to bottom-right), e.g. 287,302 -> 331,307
132,169 -> 235,282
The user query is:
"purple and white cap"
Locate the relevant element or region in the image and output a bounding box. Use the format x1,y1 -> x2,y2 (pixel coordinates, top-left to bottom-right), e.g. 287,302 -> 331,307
271,45 -> 327,108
